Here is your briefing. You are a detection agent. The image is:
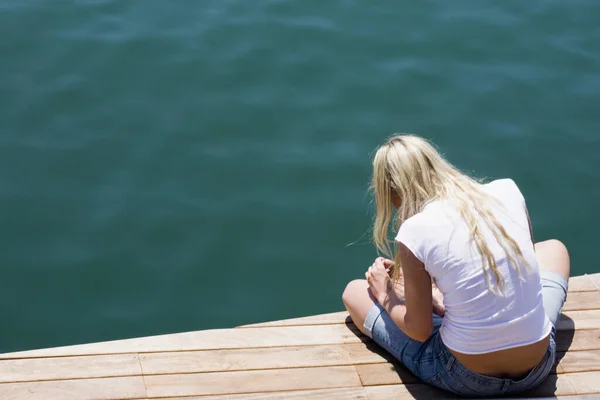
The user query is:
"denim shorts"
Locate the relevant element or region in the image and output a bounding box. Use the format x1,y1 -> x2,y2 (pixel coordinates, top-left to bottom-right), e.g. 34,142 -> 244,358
363,271 -> 568,397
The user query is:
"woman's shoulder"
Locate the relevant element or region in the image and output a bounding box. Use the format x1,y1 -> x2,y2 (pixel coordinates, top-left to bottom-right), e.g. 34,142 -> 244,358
485,178 -> 519,190
484,178 -> 527,214
484,178 -> 525,198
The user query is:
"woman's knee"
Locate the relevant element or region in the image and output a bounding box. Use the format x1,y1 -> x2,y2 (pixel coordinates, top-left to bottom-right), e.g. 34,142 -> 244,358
535,239 -> 570,281
342,279 -> 375,333
342,279 -> 369,307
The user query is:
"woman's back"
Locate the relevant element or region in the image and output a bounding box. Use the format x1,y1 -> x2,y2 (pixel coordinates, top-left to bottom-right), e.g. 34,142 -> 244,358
397,178 -> 552,354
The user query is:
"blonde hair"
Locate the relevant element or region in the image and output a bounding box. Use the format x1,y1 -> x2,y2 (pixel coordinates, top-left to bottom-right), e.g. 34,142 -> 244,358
371,134 -> 529,294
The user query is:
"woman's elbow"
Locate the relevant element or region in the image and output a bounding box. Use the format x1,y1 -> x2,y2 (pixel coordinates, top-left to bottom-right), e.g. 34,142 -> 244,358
405,319 -> 433,342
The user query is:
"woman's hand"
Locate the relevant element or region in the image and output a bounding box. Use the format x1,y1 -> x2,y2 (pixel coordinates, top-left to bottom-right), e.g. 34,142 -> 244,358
432,283 -> 446,317
367,256 -> 445,316
379,257 -> 395,271
366,257 -> 394,305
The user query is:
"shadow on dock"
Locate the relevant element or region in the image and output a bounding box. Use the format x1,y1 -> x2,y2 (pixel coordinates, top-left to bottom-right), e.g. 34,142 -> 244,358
344,313 -> 577,399
517,313 -> 576,398
344,315 -> 455,398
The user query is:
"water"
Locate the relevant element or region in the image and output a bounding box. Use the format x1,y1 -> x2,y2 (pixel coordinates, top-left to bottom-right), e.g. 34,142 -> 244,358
0,0 -> 599,353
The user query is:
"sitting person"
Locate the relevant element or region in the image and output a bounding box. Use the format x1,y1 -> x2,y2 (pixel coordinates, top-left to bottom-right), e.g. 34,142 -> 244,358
342,134 -> 570,397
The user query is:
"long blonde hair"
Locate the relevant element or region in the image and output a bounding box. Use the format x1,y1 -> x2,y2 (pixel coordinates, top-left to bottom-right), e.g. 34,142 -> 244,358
371,134 -> 528,294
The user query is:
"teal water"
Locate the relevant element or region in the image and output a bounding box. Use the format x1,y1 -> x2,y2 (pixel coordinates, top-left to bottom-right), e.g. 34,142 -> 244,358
1,1 -> 599,353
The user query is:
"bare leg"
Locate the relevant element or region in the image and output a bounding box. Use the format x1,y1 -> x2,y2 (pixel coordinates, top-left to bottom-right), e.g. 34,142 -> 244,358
342,279 -> 406,335
535,239 -> 571,328
342,279 -> 377,335
535,239 -> 570,282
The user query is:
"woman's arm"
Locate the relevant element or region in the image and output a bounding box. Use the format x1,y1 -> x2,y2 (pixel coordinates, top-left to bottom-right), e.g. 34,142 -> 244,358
394,243 -> 434,341
366,244 -> 435,342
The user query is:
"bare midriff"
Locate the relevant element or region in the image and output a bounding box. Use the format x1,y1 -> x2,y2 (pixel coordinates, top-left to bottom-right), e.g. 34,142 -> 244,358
448,334 -> 551,379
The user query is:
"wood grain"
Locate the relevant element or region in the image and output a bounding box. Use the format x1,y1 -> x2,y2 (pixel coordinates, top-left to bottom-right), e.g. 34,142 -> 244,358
0,353 -> 141,383
568,275 -> 598,292
588,274 -> 600,291
559,350 -> 600,373
563,291 -> 600,311
523,372 -> 600,396
359,366 -> 600,397
144,387 -> 368,400
558,310 -> 600,331
0,325 -> 361,359
140,345 -> 352,374
565,371 -> 600,394
365,383 -> 457,399
345,343 -> 391,365
556,329 -> 600,352
0,376 -> 146,400
144,366 -> 362,398
365,373 -> 600,398
356,363 -> 418,386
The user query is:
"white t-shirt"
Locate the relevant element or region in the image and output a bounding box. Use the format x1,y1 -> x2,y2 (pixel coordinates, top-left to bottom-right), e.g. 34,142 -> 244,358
395,179 -> 552,354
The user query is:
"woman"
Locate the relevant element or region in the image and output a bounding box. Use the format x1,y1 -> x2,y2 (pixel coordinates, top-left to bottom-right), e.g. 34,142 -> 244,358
342,134 -> 570,397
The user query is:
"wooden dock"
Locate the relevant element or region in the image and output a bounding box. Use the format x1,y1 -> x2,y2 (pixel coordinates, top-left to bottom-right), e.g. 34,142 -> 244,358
1,273 -> 599,399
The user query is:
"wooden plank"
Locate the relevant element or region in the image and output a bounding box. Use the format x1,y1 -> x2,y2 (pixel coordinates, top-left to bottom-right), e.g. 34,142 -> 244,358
523,371 -> 600,396
127,393 -> 600,400
566,371 -> 600,394
139,340 -> 596,378
138,337 -> 599,383
356,363 -> 418,386
346,343 -> 392,364
558,310 -> 600,331
0,376 -> 146,400
365,383 -> 457,399
144,366 -> 362,398
239,312 -> 349,328
360,367 -> 600,397
0,325 -> 362,359
0,353 -> 141,384
588,273 -> 600,290
568,275 -> 597,292
140,345 -> 353,374
559,350 -> 600,373
1,313 -> 591,360
564,291 -> 600,311
365,373 -> 599,398
140,342 -> 404,376
144,387 -> 369,399
556,329 -> 600,352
